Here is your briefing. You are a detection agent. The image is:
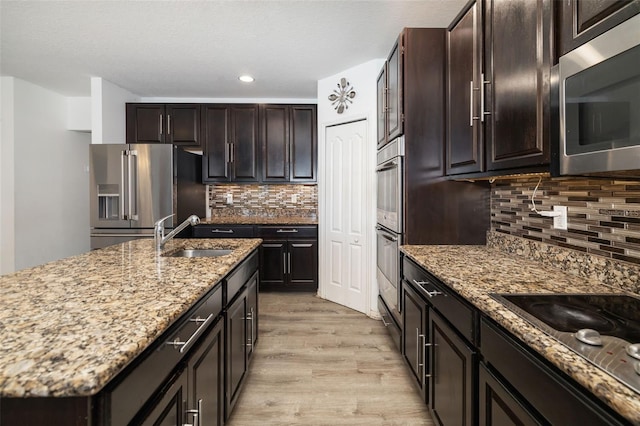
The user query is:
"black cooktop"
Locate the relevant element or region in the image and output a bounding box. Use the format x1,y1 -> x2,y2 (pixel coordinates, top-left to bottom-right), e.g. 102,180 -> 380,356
501,294 -> 640,343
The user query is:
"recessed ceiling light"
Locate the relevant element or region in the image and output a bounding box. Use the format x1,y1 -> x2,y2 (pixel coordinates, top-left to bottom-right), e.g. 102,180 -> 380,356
239,75 -> 254,83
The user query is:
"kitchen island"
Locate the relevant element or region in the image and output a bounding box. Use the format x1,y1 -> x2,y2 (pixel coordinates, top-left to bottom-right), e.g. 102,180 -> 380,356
0,237 -> 261,424
401,233 -> 640,425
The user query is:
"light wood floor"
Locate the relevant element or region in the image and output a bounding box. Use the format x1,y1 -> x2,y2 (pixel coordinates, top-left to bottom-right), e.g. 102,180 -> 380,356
227,292 -> 434,426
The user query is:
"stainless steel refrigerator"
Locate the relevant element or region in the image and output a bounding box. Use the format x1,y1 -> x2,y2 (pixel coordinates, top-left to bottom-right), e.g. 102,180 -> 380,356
90,144 -> 205,249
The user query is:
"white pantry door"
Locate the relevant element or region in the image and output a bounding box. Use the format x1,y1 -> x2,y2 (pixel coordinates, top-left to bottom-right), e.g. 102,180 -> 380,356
322,119 -> 368,314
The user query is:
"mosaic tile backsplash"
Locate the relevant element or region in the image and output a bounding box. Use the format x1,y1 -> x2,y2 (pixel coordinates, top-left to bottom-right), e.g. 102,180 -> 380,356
491,177 -> 640,265
208,184 -> 317,213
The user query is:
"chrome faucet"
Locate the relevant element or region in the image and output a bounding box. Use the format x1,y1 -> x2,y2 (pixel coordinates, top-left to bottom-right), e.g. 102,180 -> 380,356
155,214 -> 201,250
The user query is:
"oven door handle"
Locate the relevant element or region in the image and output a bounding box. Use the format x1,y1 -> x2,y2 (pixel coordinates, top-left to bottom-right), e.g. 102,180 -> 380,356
376,226 -> 398,242
376,159 -> 399,172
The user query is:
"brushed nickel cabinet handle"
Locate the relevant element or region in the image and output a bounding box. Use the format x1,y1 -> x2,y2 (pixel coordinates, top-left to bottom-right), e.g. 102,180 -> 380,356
167,114 -> 171,134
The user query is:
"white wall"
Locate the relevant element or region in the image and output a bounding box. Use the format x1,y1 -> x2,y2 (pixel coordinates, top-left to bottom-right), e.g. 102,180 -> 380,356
66,97 -> 92,131
1,77 -> 91,273
317,58 -> 385,317
91,77 -> 139,144
0,77 -> 16,274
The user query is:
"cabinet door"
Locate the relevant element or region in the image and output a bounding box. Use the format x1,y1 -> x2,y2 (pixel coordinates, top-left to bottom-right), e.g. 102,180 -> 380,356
429,309 -> 475,426
290,105 -> 317,182
288,240 -> 318,290
246,273 -> 259,360
558,0 -> 640,56
376,65 -> 387,148
402,281 -> 428,403
140,369 -> 188,426
202,105 -> 231,182
484,0 -> 551,171
166,104 -> 200,147
446,1 -> 484,175
187,318 -> 225,426
126,104 -> 165,144
262,105 -> 289,182
230,105 -> 259,182
386,35 -> 403,142
259,241 -> 286,289
225,290 -> 248,417
478,363 -> 540,426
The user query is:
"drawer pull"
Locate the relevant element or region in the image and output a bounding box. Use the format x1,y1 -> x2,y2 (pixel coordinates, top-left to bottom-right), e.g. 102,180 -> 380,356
165,313 -> 215,354
425,290 -> 443,298
276,229 -> 299,233
211,229 -> 234,234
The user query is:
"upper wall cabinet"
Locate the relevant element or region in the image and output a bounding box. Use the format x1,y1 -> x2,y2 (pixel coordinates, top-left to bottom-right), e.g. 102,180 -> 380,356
446,0 -> 551,175
558,0 -> 640,56
202,104 -> 259,183
377,28 -> 446,181
261,104 -> 317,183
126,103 -> 200,147
377,33 -> 405,148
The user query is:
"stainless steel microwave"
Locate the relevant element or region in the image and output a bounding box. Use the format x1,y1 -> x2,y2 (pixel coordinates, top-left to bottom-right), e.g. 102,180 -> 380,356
559,13 -> 640,176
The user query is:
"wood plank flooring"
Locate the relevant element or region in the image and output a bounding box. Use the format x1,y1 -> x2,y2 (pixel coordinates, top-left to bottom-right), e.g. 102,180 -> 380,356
226,292 -> 434,425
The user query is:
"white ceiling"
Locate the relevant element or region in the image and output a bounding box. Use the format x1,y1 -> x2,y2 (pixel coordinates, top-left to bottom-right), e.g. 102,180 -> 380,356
0,0 -> 466,99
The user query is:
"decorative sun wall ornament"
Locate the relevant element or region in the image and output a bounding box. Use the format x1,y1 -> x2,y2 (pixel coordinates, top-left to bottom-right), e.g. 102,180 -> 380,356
328,78 -> 356,114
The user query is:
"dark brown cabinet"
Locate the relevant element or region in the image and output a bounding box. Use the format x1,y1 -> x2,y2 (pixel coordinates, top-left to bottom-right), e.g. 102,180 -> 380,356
376,64 -> 387,148
480,318 -> 627,426
402,280 -> 429,403
401,255 -> 477,426
478,363 -> 539,426
202,104 -> 259,183
483,0 -> 551,171
225,272 -> 258,419
377,28 -> 444,155
186,317 -> 225,426
140,369 -> 188,426
257,226 -> 318,291
429,310 -> 475,426
446,0 -> 551,175
261,104 -> 317,182
446,1 -> 483,175
126,103 -> 200,146
558,0 -> 640,56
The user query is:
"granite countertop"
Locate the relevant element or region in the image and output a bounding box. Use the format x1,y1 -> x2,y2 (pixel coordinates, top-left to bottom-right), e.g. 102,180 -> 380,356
401,244 -> 640,424
201,216 -> 318,225
0,238 -> 261,398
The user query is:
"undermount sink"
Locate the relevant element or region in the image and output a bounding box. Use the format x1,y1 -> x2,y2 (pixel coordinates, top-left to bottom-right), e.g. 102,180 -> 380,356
165,249 -> 233,258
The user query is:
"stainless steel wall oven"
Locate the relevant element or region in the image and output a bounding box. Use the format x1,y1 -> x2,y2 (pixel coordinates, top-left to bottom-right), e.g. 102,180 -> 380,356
376,137 -> 404,349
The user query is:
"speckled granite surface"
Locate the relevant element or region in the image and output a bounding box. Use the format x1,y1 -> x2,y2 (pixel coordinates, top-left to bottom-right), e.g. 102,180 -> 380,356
400,244 -> 640,424
488,230 -> 640,294
201,216 -> 318,225
0,238 -> 261,398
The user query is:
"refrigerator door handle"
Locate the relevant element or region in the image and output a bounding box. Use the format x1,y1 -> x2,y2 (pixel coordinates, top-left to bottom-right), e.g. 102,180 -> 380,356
129,150 -> 139,221
120,150 -> 127,220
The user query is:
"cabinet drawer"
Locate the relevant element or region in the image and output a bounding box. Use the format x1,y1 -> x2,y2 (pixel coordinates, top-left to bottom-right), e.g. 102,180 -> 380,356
402,256 -> 475,344
108,282 -> 223,425
256,225 -> 317,239
226,251 -> 259,304
480,318 -> 627,426
193,225 -> 254,238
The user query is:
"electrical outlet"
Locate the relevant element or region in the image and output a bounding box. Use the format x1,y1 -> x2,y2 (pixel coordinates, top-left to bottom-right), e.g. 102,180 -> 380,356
291,194 -> 298,203
226,193 -> 233,204
553,205 -> 568,230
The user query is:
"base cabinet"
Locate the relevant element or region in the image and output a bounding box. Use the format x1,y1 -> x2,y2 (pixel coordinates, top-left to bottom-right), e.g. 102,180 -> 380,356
478,363 -> 540,426
225,272 -> 258,420
429,310 -> 475,426
401,281 -> 428,402
257,226 -> 318,291
140,317 -> 225,426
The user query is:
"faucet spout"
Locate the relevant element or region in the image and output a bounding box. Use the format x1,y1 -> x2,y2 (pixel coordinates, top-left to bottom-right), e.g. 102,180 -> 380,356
155,214 -> 200,250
